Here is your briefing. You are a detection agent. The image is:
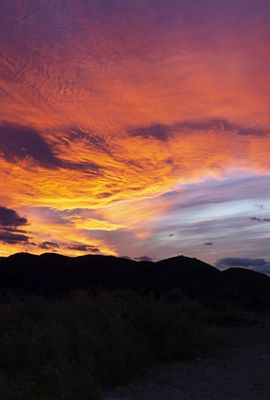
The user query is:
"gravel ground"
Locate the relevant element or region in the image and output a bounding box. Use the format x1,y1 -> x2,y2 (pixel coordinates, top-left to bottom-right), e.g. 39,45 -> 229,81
104,315 -> 270,400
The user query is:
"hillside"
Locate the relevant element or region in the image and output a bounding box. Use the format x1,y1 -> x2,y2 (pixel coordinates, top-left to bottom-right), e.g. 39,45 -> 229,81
0,253 -> 269,307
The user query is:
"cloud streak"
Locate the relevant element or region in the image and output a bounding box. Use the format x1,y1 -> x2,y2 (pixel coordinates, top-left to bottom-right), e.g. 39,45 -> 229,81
0,206 -> 29,245
128,119 -> 268,141
67,244 -> 100,253
216,257 -> 270,274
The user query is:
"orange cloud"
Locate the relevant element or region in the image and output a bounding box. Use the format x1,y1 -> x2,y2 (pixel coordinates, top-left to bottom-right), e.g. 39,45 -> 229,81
0,0 -> 270,256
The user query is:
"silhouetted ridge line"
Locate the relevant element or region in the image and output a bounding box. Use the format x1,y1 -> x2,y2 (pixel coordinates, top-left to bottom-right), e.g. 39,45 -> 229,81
0,253 -> 270,307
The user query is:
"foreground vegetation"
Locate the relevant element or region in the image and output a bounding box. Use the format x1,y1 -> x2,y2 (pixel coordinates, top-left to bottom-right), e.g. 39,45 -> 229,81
0,290 -> 211,399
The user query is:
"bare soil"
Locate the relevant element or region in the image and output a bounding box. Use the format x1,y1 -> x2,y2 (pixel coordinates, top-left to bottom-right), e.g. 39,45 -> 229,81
105,314 -> 270,400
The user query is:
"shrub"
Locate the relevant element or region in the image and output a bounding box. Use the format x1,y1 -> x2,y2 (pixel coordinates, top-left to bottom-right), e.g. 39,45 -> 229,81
0,291 -> 210,399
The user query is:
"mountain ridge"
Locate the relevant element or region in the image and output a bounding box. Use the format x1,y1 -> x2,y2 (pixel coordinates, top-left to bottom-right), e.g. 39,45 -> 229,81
0,252 -> 269,307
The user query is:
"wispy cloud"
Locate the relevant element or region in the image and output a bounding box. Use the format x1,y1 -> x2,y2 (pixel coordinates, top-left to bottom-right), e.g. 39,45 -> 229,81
216,257 -> 270,274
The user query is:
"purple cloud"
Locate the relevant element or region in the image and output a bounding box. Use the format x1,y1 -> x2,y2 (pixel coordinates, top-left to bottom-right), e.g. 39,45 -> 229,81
0,231 -> 29,244
135,255 -> 154,262
0,206 -> 27,227
67,244 -> 100,253
0,123 -> 101,173
0,206 -> 29,244
216,257 -> 270,274
39,241 -> 59,250
128,119 -> 267,142
251,217 -> 270,223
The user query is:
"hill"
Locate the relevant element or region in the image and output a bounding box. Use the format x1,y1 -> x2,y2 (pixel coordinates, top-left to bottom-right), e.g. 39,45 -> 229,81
0,252 -> 269,307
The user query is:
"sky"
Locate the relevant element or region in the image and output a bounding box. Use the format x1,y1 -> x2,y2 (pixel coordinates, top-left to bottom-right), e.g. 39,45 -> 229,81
0,0 -> 270,272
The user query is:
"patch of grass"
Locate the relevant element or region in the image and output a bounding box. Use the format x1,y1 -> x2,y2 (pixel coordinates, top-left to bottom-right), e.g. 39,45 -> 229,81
0,291 -> 210,399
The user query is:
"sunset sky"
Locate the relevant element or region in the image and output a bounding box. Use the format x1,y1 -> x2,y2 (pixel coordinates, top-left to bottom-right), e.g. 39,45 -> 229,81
0,0 -> 270,271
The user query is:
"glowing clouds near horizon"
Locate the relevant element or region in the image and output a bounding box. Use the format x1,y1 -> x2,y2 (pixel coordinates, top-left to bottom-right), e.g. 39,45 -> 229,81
0,0 -> 270,261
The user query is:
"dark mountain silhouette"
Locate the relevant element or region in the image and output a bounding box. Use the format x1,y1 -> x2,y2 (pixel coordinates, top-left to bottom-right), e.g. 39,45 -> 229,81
0,253 -> 270,307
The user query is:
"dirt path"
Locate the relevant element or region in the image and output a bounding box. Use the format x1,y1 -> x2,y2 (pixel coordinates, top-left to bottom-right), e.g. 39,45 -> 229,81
105,316 -> 270,400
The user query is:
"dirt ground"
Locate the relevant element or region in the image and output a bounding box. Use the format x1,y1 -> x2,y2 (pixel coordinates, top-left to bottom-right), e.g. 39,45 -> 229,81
104,314 -> 270,400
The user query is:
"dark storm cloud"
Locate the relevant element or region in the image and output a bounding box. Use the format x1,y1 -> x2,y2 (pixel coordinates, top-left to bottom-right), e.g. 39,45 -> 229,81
0,206 -> 27,227
39,241 -> 59,250
216,257 -> 270,274
0,123 -> 101,173
128,119 -> 267,141
67,244 -> 100,253
135,255 -> 153,262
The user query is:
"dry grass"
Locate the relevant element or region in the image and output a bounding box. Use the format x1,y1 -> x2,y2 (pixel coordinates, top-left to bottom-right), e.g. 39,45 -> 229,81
0,290 -> 210,399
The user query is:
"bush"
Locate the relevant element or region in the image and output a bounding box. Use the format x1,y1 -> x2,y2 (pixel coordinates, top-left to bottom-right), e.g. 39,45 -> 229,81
0,291 -> 210,399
